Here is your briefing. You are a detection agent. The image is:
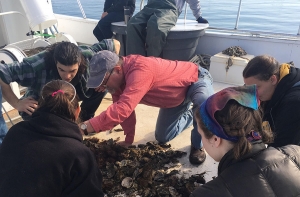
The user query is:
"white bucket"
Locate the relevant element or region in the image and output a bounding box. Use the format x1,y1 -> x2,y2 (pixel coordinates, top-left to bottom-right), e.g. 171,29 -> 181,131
20,0 -> 58,31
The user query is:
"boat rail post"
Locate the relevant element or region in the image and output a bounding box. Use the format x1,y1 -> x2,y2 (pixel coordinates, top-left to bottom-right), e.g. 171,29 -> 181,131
140,0 -> 144,11
234,0 -> 243,30
184,2 -> 187,24
76,0 -> 86,19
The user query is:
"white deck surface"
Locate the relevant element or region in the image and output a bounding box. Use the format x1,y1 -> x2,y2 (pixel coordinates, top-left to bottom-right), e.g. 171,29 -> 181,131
85,82 -> 233,182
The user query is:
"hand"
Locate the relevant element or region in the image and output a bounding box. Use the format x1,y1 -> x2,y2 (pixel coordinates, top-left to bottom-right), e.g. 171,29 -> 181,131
101,12 -> 108,19
78,121 -> 95,135
94,85 -> 106,92
197,17 -> 208,24
16,97 -> 38,116
113,39 -> 121,55
117,141 -> 132,147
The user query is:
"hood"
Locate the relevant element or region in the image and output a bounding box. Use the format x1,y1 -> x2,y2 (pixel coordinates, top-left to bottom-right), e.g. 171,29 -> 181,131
29,111 -> 82,142
268,66 -> 300,108
218,141 -> 266,175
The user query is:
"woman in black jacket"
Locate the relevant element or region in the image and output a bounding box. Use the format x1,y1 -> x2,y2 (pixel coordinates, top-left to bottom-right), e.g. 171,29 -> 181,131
93,0 -> 136,42
0,80 -> 104,197
191,85 -> 300,197
243,55 -> 300,147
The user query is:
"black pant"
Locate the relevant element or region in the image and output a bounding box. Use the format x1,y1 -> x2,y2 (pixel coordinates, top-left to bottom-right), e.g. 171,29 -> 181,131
93,11 -> 125,42
79,90 -> 107,121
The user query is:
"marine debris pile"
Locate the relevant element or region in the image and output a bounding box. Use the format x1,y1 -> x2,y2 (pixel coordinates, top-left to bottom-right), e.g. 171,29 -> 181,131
83,138 -> 206,197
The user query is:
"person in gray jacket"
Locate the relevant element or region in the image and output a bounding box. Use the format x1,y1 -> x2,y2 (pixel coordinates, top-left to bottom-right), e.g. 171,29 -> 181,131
126,0 -> 208,57
191,85 -> 300,197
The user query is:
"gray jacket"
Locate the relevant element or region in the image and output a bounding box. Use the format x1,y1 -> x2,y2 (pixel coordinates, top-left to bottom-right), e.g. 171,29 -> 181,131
175,0 -> 202,19
147,0 -> 202,19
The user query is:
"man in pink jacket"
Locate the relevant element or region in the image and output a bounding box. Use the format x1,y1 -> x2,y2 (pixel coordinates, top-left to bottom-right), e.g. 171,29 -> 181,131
79,50 -> 214,165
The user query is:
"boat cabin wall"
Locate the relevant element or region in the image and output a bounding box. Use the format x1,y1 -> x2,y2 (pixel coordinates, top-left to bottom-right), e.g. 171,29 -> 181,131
54,14 -> 99,46
196,32 -> 300,68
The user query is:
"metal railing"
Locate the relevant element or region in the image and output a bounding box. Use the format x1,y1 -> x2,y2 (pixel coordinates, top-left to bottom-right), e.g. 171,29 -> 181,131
74,0 -> 300,37
76,0 -> 86,19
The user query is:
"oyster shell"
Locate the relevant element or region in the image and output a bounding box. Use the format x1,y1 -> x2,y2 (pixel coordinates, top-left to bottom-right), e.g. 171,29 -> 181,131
121,177 -> 133,188
83,138 -> 206,197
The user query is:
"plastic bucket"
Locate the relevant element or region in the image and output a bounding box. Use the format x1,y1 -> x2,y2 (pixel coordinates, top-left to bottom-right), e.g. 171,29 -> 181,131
162,29 -> 204,61
20,0 -> 58,31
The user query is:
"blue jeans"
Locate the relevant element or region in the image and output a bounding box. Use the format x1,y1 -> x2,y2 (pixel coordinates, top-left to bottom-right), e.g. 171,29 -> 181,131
155,66 -> 214,149
93,11 -> 125,42
0,87 -> 8,144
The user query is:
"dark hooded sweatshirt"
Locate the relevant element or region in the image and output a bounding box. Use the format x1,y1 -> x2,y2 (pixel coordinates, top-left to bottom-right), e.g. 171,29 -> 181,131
0,111 -> 104,197
264,65 -> 300,147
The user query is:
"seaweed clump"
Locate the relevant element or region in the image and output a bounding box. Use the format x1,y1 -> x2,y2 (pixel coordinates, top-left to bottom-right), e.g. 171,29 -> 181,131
83,138 -> 206,197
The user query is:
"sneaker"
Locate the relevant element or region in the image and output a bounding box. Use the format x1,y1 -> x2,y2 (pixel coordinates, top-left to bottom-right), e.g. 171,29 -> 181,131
189,146 -> 206,165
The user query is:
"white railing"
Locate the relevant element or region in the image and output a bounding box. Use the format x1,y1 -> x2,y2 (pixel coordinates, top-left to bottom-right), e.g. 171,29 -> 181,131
73,0 -> 300,37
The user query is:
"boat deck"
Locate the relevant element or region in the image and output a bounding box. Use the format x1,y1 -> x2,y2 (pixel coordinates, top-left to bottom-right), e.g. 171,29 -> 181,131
3,82 -> 232,182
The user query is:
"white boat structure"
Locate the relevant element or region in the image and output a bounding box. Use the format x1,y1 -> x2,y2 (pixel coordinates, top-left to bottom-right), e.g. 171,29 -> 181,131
0,0 -> 300,188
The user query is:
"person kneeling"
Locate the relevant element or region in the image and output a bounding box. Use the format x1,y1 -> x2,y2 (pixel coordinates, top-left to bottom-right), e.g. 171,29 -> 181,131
191,85 -> 300,197
0,80 -> 104,197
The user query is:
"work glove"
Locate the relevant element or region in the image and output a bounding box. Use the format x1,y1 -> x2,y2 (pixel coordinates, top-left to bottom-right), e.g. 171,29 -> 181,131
197,17 -> 208,24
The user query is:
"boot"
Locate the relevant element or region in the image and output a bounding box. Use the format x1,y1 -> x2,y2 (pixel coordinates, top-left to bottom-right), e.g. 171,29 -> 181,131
189,146 -> 206,165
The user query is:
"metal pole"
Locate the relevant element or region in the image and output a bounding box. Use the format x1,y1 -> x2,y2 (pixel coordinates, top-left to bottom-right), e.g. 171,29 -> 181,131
140,0 -> 144,11
297,25 -> 300,35
76,0 -> 86,19
2,106 -> 14,126
234,0 -> 243,30
184,2 -> 187,24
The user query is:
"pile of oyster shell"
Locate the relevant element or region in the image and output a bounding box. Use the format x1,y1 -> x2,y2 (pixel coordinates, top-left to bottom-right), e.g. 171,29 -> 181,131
222,46 -> 247,57
83,138 -> 206,197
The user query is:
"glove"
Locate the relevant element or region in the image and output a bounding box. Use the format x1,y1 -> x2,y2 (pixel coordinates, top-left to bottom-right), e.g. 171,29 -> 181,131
197,17 -> 208,24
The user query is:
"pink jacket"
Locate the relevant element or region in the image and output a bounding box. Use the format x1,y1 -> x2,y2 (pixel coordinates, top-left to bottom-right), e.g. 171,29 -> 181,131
89,55 -> 198,143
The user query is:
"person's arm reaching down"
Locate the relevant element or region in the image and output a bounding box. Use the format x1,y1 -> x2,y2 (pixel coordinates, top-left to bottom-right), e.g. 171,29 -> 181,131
0,79 -> 38,115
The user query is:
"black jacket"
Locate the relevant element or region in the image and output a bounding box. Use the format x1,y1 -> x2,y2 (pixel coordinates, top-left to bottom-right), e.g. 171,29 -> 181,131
104,0 -> 135,15
264,66 -> 300,147
0,111 -> 104,197
190,142 -> 300,197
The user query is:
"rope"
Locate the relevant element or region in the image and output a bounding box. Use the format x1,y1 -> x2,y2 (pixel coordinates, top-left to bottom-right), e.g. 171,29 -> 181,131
189,54 -> 211,71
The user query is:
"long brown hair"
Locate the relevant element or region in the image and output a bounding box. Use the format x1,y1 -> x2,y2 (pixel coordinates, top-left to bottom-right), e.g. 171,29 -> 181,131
37,80 -> 79,121
196,100 -> 273,159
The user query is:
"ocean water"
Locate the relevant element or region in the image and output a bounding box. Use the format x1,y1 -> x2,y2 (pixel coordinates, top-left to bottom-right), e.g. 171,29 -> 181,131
51,0 -> 300,35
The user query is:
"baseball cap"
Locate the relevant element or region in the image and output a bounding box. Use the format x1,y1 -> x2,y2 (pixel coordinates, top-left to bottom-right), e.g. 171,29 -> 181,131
87,50 -> 119,88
